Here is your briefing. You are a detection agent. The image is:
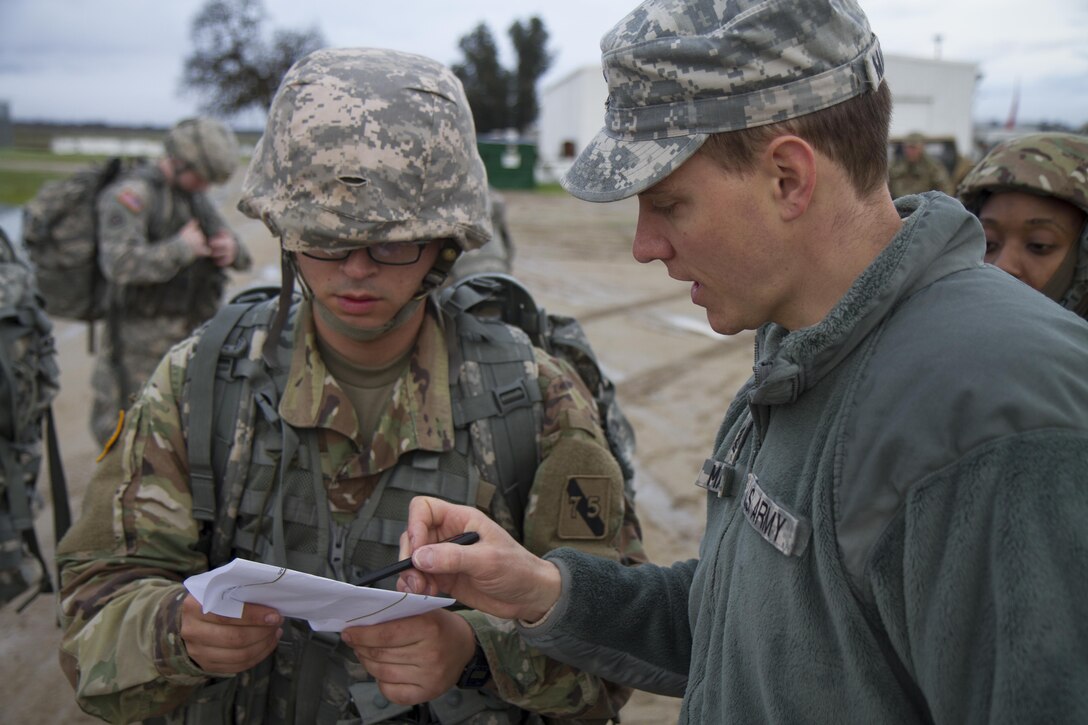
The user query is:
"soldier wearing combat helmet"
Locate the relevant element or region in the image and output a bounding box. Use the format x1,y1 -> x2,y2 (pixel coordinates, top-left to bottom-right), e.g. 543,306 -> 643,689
57,47 -> 643,725
89,115 -> 251,446
958,132 -> 1088,318
164,116 -> 240,185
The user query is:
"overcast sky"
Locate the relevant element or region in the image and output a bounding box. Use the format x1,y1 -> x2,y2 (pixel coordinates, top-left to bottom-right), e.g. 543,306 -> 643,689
1,0 -> 1086,129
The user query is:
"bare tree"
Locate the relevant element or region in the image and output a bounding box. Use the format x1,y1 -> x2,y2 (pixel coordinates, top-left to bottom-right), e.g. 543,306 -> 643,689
180,0 -> 325,117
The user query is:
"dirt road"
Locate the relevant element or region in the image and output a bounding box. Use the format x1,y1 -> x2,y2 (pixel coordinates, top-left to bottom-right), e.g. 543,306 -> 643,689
0,181 -> 753,724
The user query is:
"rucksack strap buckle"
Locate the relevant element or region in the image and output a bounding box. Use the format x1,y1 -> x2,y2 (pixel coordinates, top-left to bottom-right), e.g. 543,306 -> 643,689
492,380 -> 533,415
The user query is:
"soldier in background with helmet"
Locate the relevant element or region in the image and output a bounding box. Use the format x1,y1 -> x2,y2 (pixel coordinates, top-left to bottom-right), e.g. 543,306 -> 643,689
450,186 -> 516,280
888,131 -> 953,198
56,48 -> 642,724
957,132 -> 1088,319
89,116 -> 252,446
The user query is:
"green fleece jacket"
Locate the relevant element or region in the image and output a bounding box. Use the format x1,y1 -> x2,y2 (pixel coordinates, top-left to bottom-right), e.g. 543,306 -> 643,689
521,193 -> 1088,723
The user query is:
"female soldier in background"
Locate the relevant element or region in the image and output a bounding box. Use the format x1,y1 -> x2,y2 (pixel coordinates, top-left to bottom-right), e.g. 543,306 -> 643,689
958,132 -> 1088,319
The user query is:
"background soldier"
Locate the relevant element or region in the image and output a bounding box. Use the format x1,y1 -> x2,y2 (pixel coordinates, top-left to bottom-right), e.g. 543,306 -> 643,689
0,226 -> 61,606
957,132 -> 1088,318
451,186 -> 516,280
57,48 -> 642,724
888,131 -> 953,198
90,116 -> 251,446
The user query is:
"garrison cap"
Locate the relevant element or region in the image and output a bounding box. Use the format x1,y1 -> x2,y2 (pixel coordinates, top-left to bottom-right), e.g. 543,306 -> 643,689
164,117 -> 239,184
563,0 -> 885,202
957,132 -> 1088,215
238,47 -> 491,253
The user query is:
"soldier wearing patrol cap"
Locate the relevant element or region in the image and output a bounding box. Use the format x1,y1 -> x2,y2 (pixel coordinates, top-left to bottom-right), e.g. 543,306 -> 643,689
383,1 -> 1088,722
90,116 -> 252,446
56,48 -> 643,724
958,132 -> 1088,318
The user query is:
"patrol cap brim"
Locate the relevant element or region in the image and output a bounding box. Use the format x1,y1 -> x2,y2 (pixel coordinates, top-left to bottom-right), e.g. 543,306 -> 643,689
561,130 -> 707,203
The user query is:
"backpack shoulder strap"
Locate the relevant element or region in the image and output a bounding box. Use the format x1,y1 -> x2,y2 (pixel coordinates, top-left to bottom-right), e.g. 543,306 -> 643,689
440,273 -> 639,501
440,275 -> 546,534
187,287 -> 284,528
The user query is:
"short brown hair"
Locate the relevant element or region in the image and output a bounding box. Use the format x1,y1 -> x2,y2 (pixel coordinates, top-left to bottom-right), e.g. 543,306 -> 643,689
698,81 -> 892,197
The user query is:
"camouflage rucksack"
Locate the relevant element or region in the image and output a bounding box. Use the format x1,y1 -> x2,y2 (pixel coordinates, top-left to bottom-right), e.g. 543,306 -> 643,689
21,157 -> 131,322
185,273 -> 637,558
0,227 -> 69,608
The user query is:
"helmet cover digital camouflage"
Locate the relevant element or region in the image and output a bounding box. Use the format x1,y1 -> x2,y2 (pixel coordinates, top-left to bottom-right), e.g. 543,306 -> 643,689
563,0 -> 885,202
164,117 -> 239,184
238,47 -> 492,254
956,132 -> 1088,215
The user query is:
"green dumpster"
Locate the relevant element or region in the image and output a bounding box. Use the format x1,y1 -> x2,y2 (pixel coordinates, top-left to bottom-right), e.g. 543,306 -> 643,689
477,141 -> 536,190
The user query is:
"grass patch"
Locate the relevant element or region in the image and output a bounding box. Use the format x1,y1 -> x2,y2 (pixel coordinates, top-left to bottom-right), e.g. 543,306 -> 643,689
0,169 -> 67,206
0,148 -> 112,205
0,148 -> 106,165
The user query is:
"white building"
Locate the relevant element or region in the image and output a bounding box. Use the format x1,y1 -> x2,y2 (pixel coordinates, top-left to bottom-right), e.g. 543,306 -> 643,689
882,53 -> 980,156
537,53 -> 980,182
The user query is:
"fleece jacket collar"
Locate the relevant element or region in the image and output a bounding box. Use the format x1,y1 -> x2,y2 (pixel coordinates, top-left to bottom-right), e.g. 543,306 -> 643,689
750,192 -> 985,406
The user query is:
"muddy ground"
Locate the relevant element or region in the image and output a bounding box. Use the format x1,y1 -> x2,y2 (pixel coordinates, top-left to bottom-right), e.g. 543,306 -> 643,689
0,178 -> 756,724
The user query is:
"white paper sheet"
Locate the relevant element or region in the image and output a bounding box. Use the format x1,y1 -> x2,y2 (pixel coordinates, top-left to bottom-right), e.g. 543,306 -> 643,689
184,558 -> 455,632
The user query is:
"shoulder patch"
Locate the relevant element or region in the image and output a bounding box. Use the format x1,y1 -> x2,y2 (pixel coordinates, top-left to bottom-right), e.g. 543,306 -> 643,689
558,475 -> 611,540
116,189 -> 145,214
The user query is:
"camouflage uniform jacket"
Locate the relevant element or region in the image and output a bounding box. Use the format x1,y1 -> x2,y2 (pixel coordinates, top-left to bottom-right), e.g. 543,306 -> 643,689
58,300 -> 643,724
97,164 -> 252,329
887,154 -> 953,199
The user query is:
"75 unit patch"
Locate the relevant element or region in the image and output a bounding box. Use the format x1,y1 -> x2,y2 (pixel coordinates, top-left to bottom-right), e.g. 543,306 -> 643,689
559,476 -> 610,540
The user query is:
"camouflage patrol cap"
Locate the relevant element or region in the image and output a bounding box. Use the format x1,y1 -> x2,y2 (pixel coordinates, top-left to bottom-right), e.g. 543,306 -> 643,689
238,47 -> 491,253
563,0 -> 885,202
904,132 -> 927,145
164,117 -> 239,184
957,132 -> 1088,215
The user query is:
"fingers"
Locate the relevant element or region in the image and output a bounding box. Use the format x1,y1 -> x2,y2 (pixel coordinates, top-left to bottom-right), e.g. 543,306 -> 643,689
207,232 -> 237,267
179,219 -> 210,256
179,595 -> 283,674
342,610 -> 475,705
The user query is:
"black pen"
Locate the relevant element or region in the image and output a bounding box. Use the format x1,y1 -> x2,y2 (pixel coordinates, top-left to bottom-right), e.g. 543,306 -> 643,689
355,532 -> 480,588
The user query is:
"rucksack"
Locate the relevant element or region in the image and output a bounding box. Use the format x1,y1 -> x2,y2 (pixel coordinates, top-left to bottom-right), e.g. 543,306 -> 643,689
21,157 -> 131,322
0,227 -> 70,609
185,273 -> 637,557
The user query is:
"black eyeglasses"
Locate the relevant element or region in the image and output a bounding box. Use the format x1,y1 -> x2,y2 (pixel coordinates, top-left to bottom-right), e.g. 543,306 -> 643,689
300,241 -> 430,266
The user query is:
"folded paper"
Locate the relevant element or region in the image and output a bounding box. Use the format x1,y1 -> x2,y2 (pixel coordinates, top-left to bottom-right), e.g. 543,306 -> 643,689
184,558 -> 455,632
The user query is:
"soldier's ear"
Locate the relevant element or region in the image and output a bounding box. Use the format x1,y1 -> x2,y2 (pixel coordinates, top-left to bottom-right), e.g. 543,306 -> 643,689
764,136 -> 816,222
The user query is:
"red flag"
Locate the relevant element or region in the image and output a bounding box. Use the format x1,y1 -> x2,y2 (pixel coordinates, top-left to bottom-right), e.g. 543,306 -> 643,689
1004,80 -> 1020,130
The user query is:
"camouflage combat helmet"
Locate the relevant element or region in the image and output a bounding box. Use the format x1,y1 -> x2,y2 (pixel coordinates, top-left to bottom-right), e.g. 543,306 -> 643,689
957,132 -> 1088,216
563,0 -> 885,202
164,117 -> 239,184
958,132 -> 1088,317
238,47 -> 493,345
238,47 -> 491,255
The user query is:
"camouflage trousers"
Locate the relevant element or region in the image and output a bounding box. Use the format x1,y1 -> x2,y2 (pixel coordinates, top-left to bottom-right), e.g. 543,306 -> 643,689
90,315 -> 200,447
